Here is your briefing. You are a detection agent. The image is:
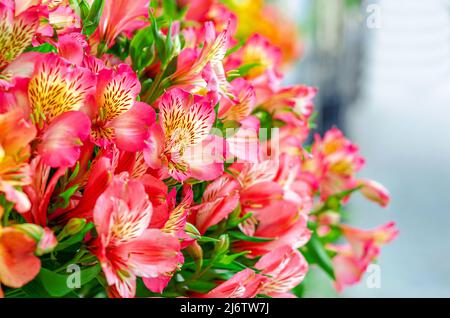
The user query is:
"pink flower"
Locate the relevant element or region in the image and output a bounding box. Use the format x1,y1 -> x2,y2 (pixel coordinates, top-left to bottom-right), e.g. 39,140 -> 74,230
218,78 -> 256,122
90,64 -> 155,152
56,32 -> 88,65
191,174 -> 241,233
233,200 -> 311,257
38,111 -> 91,168
274,154 -> 314,213
169,22 -> 229,92
263,85 -> 316,116
91,173 -> 181,298
0,0 -> 45,72
357,179 -> 390,207
225,115 -> 261,163
25,53 -> 95,167
91,0 -> 149,53
330,222 -> 399,292
144,88 -> 223,182
27,52 -> 95,123
47,4 -> 81,35
142,186 -> 192,294
226,33 -> 282,94
59,156 -> 113,222
255,245 -> 309,297
203,268 -> 265,298
304,127 -> 365,199
341,222 -> 399,248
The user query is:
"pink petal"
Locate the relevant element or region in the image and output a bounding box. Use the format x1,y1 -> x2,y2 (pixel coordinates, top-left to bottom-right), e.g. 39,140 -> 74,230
117,229 -> 180,279
110,102 -> 156,152
39,111 -> 91,168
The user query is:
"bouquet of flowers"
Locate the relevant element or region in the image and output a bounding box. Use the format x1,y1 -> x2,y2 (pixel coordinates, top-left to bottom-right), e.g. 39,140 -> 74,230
0,0 -> 398,298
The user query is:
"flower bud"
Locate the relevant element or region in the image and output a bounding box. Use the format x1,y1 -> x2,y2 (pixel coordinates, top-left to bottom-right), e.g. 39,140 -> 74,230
36,228 -> 58,256
213,234 -> 230,257
63,218 -> 87,236
184,222 -> 201,240
357,179 -> 390,208
186,241 -> 203,272
13,224 -> 58,255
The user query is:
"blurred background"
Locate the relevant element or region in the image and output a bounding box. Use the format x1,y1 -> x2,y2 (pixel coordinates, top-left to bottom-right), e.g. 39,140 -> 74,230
268,0 -> 450,297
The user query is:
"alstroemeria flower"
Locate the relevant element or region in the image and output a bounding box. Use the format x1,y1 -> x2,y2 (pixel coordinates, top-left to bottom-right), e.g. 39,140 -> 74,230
329,222 -> 399,292
90,64 -> 155,152
0,108 -> 36,213
228,160 -> 311,257
303,127 -> 365,200
273,154 -> 314,213
260,85 -> 317,128
357,179 -> 390,207
143,186 -> 193,294
218,78 -> 256,122
91,173 -> 180,298
233,200 -> 311,257
0,205 -> 57,297
47,4 -> 80,34
56,32 -> 89,65
191,174 -> 241,233
0,0 -> 44,74
27,53 -> 95,167
203,268 -> 265,298
0,227 -> 41,296
144,88 -> 223,182
27,52 -> 95,123
255,245 -> 308,297
226,33 -> 282,95
37,111 -> 91,167
169,22 -> 230,94
90,0 -> 149,54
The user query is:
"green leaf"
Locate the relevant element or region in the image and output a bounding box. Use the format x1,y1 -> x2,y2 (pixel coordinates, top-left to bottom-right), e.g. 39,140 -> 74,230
228,231 -> 274,243
78,0 -> 91,21
68,162 -> 80,183
37,264 -> 101,297
130,26 -> 155,71
25,43 -> 57,53
237,62 -> 261,77
22,279 -> 52,297
162,0 -> 178,20
304,234 -> 336,280
83,0 -> 104,37
195,236 -> 220,243
218,251 -> 249,265
58,185 -> 79,209
186,280 -> 216,293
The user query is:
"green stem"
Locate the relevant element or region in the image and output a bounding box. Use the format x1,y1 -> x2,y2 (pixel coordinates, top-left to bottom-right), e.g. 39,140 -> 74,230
2,202 -> 13,227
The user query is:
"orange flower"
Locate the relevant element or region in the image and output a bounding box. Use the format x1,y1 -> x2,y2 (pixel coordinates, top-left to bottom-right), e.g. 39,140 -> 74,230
0,207 -> 41,297
0,108 -> 36,213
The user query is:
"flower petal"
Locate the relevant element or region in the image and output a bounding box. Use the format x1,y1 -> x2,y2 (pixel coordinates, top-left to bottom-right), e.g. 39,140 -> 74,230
0,228 -> 40,288
39,111 -> 91,168
28,53 -> 96,123
109,102 -> 156,152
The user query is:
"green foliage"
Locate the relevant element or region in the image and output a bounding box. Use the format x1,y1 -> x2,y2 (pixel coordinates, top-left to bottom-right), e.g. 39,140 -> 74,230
37,265 -> 101,297
302,234 -> 336,280
25,43 -> 57,53
130,27 -> 155,72
70,0 -> 105,37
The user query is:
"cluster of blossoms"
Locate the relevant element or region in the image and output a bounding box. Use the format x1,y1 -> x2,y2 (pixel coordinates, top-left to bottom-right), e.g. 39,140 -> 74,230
0,0 -> 398,298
